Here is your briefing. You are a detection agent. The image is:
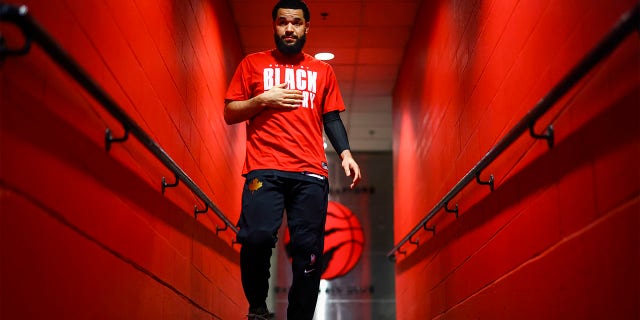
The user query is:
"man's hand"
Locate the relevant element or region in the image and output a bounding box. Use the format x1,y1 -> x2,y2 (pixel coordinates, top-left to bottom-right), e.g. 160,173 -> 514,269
224,83 -> 303,124
261,82 -> 303,109
340,150 -> 361,189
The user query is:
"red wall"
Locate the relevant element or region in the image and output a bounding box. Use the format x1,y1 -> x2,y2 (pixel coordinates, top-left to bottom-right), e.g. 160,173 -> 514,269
393,0 -> 639,319
0,0 -> 246,319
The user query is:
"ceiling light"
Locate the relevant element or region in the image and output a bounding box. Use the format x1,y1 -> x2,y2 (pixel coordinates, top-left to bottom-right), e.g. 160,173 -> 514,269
314,52 -> 335,61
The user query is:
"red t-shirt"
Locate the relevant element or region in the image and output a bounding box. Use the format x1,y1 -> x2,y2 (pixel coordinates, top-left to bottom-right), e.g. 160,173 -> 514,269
225,49 -> 345,177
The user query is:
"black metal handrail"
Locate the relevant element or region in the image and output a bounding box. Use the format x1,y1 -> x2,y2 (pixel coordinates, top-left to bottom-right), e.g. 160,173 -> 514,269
0,4 -> 238,236
387,4 -> 639,260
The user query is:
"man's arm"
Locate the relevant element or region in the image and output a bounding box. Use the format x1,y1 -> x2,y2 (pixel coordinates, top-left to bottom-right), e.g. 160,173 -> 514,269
224,98 -> 266,125
323,111 -> 361,188
224,82 -> 304,125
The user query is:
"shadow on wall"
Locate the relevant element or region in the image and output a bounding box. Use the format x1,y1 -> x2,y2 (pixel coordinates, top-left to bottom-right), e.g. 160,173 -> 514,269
396,87 -> 639,273
1,83 -> 239,264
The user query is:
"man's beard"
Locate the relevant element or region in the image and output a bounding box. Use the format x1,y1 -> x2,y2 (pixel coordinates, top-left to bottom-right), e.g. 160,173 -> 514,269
274,33 -> 306,55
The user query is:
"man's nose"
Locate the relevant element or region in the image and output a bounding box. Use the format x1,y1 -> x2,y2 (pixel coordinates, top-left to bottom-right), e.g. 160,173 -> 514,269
285,23 -> 294,32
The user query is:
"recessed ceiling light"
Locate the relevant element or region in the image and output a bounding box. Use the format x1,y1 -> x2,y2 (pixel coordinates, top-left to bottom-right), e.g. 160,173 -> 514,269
315,52 -> 335,61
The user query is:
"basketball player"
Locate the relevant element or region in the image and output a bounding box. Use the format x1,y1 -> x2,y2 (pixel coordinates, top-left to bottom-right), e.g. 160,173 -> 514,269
223,0 -> 361,319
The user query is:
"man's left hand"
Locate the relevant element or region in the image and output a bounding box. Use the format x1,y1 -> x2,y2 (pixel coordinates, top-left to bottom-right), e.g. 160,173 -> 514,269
340,150 -> 361,189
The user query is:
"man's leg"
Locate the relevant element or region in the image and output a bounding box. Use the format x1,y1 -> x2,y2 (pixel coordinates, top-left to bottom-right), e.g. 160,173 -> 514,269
240,236 -> 274,312
237,172 -> 286,314
285,178 -> 329,320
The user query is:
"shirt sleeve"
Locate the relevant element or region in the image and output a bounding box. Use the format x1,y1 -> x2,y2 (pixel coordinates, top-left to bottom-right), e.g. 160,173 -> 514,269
322,65 -> 346,114
225,58 -> 251,102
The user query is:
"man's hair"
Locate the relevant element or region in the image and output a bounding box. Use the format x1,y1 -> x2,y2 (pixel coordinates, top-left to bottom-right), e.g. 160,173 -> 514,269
272,0 -> 311,22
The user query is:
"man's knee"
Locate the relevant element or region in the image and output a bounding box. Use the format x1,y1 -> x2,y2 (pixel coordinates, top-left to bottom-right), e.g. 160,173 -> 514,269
244,230 -> 276,248
289,232 -> 321,257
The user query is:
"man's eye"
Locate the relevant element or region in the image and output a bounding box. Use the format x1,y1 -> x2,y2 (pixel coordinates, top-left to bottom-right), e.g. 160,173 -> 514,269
278,20 -> 303,26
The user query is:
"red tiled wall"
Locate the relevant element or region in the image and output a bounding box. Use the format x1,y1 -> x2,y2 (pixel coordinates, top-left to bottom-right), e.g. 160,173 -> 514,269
0,0 -> 246,318
393,0 -> 639,318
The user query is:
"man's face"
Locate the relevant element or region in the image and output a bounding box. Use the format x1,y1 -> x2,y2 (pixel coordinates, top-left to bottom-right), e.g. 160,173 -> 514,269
273,8 -> 308,55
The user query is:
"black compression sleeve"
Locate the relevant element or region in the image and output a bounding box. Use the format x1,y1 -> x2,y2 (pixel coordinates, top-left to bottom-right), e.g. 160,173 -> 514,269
323,111 -> 350,154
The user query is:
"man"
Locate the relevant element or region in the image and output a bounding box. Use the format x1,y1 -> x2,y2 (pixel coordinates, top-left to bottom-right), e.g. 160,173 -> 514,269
224,1 -> 361,319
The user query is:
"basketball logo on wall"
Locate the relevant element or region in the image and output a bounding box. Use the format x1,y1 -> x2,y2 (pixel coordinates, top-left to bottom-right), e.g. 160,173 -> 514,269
285,201 -> 364,280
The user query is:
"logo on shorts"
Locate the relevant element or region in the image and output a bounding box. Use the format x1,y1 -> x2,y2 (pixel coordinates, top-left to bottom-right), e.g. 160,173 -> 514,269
248,178 -> 263,193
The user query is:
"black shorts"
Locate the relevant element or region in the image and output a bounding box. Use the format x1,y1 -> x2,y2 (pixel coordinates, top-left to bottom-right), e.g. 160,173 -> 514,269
236,170 -> 329,251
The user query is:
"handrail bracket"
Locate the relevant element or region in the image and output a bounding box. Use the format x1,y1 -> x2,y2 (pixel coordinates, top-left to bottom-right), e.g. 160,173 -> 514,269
475,172 -> 495,192
529,122 -> 554,148
444,201 -> 459,218
423,223 -> 436,234
0,4 -> 31,61
105,127 -> 130,151
194,203 -> 209,218
161,174 -> 179,194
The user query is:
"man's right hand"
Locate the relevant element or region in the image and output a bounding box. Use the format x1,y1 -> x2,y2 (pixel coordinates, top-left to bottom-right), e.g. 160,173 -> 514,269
261,82 -> 303,109
224,83 -> 303,124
